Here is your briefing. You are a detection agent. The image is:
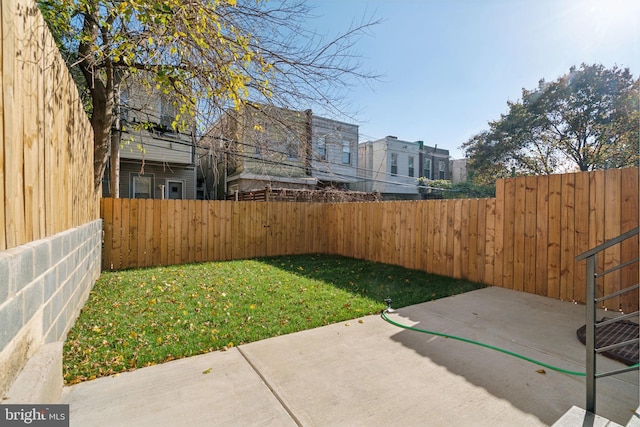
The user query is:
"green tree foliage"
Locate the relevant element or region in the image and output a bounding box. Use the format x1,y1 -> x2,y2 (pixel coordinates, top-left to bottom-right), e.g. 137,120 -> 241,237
462,64 -> 639,185
37,0 -> 378,190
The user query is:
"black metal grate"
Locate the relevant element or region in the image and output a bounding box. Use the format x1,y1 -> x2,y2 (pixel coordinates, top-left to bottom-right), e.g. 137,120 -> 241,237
577,320 -> 639,366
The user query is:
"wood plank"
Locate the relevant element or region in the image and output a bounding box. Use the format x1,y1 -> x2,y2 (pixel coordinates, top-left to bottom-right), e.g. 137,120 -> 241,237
445,200 -> 455,277
208,201 -> 218,261
3,0 -> 26,247
194,200 -> 203,262
524,176 -> 537,294
535,175 -> 549,297
467,199 -> 478,282
22,0 -> 42,242
573,171 -> 590,303
153,199 -> 162,266
493,179 -> 505,287
187,199 -> 196,263
560,173 -> 575,302
588,170 -> 606,299
461,199 -> 471,280
390,202 -> 398,265
0,0 -> 5,250
144,198 -> 153,266
432,201 -> 441,274
483,199 -> 495,285
547,174 -> 562,299
160,199 -> 168,265
102,198 -> 114,270
111,198 -> 122,270
502,178 -> 515,289
407,202 -> 416,268
513,176 -> 526,292
128,199 -> 139,268
414,202 -> 425,271
200,200 -> 209,261
119,198 -> 129,270
166,200 -> 176,265
453,200 -> 463,279
373,202 -> 384,263
42,33 -> 56,237
293,202 -> 303,255
138,199 -> 148,267
603,169 -> 621,310
272,202 -> 283,256
231,201 -> 241,259
475,198 -> 486,283
620,167 -> 639,313
180,199 -> 189,264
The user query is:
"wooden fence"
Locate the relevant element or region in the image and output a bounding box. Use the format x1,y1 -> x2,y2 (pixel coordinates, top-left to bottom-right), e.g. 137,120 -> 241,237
102,167 -> 639,311
0,0 -> 99,251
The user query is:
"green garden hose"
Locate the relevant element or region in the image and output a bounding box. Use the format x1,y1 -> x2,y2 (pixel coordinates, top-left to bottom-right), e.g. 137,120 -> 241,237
382,309 -> 619,377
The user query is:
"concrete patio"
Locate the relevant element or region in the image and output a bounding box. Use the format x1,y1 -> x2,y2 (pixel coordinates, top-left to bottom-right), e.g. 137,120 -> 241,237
61,286 -> 639,426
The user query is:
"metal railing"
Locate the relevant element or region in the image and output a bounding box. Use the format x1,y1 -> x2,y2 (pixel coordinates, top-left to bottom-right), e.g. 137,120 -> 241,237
576,226 -> 640,415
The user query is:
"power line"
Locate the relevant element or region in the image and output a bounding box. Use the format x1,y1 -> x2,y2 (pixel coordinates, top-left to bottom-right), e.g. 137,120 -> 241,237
117,130 -> 453,192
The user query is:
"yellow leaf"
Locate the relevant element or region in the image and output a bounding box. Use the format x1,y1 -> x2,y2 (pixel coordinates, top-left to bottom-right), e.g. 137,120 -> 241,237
202,368 -> 212,374
129,331 -> 138,339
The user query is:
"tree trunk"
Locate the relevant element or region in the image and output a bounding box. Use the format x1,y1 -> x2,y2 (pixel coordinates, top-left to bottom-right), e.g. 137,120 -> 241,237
78,8 -> 114,192
109,77 -> 123,198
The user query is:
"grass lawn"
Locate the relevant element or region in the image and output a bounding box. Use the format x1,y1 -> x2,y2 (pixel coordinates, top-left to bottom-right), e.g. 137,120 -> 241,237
64,254 -> 485,384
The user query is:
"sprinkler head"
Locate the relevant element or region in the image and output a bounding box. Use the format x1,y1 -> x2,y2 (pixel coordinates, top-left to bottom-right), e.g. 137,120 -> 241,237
384,298 -> 394,313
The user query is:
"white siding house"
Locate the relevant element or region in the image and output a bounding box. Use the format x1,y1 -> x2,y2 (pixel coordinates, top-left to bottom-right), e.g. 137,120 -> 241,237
357,136 -> 449,199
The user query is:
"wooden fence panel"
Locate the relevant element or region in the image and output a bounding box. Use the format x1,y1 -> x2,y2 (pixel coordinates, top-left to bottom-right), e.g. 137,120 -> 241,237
620,167 -> 639,313
1,0 -> 98,251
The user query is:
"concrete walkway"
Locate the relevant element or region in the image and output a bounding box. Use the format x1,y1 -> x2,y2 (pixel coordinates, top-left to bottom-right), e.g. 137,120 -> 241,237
61,287 -> 639,426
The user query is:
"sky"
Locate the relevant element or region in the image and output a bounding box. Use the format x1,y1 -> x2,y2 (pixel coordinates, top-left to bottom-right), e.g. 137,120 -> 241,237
307,0 -> 640,159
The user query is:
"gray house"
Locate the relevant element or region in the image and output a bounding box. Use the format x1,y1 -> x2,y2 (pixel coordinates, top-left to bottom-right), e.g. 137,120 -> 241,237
198,104 -> 360,199
311,115 -> 359,189
103,81 -> 197,199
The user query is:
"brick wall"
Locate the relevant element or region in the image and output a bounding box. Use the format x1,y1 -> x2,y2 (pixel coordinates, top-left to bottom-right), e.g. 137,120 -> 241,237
0,220 -> 102,399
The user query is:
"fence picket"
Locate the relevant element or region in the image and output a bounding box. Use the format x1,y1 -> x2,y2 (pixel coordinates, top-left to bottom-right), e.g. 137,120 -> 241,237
535,176 -> 549,297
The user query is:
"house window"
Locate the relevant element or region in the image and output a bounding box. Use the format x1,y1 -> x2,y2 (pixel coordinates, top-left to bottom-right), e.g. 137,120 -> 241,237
317,136 -> 326,160
286,136 -> 299,159
160,96 -> 176,129
119,89 -> 129,121
342,140 -> 351,164
391,153 -> 398,176
439,160 -> 446,179
131,174 -> 154,199
423,158 -> 431,179
408,156 -> 415,177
